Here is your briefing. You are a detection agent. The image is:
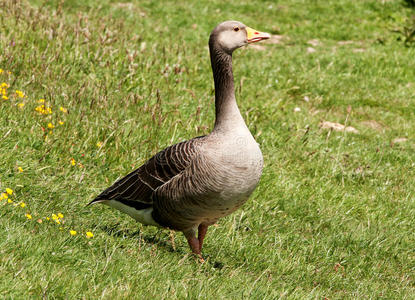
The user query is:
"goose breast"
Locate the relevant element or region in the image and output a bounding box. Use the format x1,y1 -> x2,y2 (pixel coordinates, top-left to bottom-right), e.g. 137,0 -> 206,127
203,132 -> 263,203
152,133 -> 263,230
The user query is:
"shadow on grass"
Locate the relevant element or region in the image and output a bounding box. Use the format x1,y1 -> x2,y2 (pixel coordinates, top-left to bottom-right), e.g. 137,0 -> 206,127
98,223 -> 176,253
98,223 -> 226,269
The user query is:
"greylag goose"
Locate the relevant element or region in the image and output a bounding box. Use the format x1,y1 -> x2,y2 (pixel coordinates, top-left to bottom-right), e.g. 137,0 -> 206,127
90,21 -> 270,259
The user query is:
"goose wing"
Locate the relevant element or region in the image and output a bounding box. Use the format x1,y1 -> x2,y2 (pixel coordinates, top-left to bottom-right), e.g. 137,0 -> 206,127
89,137 -> 204,209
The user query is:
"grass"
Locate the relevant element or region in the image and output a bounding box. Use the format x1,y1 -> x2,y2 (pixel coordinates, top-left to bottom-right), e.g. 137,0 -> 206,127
1,0 -> 415,298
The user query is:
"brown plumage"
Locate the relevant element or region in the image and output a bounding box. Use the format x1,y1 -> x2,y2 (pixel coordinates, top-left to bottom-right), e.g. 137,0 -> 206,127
90,21 -> 270,259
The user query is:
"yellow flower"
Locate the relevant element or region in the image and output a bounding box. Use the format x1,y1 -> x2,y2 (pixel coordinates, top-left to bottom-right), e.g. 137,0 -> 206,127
20,202 -> 26,208
52,213 -> 58,220
7,199 -> 13,203
86,232 -> 94,239
70,230 -> 77,236
57,213 -> 64,219
60,106 -> 68,113
6,188 -> 13,195
47,123 -> 54,129
0,69 -> 3,74
17,103 -> 25,108
46,217 -> 50,221
15,90 -> 24,98
1,82 -> 9,88
71,158 -> 76,166
58,120 -> 64,125
1,192 -> 8,199
2,95 -> 8,100
55,220 -> 61,225
96,142 -> 102,148
35,105 -> 52,115
18,167 -> 23,172
25,213 -> 32,220
38,99 -> 45,103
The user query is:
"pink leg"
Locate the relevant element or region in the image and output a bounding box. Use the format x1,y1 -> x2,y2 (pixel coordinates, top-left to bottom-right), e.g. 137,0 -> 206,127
183,229 -> 204,262
198,224 -> 208,251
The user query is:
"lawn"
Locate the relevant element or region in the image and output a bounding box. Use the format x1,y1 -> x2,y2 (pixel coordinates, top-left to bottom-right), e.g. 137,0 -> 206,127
1,0 -> 415,298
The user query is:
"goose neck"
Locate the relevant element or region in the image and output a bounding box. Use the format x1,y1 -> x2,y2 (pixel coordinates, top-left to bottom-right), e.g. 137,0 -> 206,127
209,44 -> 245,133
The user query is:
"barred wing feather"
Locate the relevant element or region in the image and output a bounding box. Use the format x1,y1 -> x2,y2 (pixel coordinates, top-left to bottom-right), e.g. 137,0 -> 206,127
89,137 -> 204,209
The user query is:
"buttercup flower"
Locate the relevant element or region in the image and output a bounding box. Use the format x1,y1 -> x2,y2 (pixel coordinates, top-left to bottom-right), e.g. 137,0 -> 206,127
71,158 -> 76,166
47,123 -> 54,129
25,213 -> 32,220
6,188 -> 13,195
15,90 -> 24,98
86,232 -> 94,239
35,104 -> 52,115
60,106 -> 68,113
70,230 -> 77,236
18,167 -> 23,172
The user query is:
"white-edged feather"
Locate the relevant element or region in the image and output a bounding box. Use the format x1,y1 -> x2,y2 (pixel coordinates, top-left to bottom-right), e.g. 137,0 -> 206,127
105,200 -> 159,226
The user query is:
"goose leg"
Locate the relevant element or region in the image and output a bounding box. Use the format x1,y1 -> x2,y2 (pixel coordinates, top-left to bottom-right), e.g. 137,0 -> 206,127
183,229 -> 204,262
198,224 -> 208,251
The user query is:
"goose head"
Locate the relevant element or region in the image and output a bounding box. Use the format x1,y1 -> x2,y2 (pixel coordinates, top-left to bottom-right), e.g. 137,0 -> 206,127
210,21 -> 271,54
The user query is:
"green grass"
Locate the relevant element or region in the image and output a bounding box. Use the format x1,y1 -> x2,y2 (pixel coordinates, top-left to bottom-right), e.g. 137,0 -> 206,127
1,0 -> 415,298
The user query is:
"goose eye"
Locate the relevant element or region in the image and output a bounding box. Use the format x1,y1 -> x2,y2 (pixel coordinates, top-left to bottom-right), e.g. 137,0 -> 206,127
233,26 -> 240,32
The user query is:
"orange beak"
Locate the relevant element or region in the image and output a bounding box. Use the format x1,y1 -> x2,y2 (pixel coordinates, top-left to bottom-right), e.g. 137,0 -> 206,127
246,27 -> 271,43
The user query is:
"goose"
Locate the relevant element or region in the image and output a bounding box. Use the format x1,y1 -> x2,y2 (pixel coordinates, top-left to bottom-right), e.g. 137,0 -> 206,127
89,21 -> 270,259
